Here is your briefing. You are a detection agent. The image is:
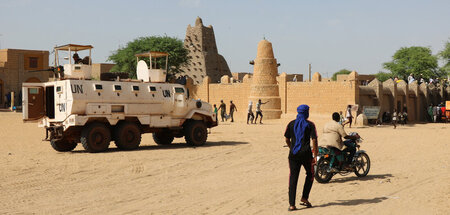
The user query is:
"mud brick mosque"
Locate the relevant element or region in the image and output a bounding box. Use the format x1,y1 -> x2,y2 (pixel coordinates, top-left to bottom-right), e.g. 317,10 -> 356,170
182,17 -> 449,121
182,17 -> 232,84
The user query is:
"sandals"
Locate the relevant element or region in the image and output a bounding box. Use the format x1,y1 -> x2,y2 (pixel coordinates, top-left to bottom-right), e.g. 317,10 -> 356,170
300,202 -> 313,208
288,206 -> 297,211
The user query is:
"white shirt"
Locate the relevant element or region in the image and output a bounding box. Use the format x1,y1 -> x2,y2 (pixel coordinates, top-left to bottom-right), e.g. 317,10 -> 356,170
346,108 -> 352,118
408,75 -> 414,84
256,102 -> 262,112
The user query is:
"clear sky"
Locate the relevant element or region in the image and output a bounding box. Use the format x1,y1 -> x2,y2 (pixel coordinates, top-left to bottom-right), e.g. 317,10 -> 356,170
1,0 -> 449,78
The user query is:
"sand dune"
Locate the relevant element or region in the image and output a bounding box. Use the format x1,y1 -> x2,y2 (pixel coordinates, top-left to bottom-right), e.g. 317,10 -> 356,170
0,112 -> 449,214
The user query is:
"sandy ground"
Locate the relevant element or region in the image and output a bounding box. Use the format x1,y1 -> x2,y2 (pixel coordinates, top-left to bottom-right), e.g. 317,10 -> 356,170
0,111 -> 449,214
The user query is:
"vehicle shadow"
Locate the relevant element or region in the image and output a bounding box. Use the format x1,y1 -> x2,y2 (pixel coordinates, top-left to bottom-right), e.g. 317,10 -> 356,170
330,173 -> 393,183
312,196 -> 388,208
71,141 -> 249,153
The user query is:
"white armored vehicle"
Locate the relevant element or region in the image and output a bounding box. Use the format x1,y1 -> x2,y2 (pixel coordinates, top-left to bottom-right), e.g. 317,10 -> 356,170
23,44 -> 217,152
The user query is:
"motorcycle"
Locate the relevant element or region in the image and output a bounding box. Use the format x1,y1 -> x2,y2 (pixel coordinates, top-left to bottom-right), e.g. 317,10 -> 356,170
314,132 -> 370,183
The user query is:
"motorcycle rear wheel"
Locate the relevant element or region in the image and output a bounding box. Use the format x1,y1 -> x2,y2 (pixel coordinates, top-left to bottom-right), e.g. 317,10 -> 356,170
353,152 -> 370,177
315,158 -> 333,183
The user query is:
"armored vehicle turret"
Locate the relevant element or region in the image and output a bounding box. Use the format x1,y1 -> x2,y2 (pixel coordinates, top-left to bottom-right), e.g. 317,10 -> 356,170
22,44 -> 217,152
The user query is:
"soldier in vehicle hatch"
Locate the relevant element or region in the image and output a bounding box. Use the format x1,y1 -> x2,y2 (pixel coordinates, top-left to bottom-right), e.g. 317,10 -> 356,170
73,53 -> 82,64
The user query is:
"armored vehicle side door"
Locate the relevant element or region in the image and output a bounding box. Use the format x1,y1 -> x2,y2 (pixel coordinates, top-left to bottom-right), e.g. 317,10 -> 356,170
173,86 -> 186,116
23,86 -> 45,121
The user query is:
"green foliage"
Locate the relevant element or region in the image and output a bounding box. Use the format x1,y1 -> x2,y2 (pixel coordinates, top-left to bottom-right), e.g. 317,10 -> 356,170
331,69 -> 352,81
108,36 -> 189,79
374,71 -> 393,82
383,46 -> 440,80
439,40 -> 450,74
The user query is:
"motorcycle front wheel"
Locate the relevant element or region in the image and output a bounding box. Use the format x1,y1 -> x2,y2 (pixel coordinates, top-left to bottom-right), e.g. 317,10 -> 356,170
315,158 -> 333,183
353,152 -> 370,177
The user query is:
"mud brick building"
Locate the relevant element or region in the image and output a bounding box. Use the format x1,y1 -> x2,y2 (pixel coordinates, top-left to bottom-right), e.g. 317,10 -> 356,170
0,49 -> 51,107
182,17 -> 231,84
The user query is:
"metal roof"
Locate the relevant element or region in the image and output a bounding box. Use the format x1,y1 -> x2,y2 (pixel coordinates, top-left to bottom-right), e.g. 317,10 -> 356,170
54,44 -> 94,51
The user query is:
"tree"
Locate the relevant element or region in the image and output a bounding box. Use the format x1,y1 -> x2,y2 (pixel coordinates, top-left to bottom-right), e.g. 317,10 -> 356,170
374,71 -> 392,82
439,40 -> 450,74
331,69 -> 352,81
108,36 -> 189,79
383,46 -> 439,80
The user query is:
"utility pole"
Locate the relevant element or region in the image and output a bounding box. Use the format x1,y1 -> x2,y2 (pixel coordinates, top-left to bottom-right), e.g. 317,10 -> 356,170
308,63 -> 311,82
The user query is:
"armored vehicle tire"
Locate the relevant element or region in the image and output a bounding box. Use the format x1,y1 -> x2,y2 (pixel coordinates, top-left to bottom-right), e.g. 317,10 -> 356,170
184,121 -> 207,146
50,139 -> 77,152
81,122 -> 111,153
114,122 -> 141,150
153,131 -> 174,145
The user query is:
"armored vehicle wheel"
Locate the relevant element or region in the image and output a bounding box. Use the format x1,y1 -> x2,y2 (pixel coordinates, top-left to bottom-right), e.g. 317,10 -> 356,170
81,122 -> 111,153
50,139 -> 77,152
114,122 -> 141,150
153,131 -> 174,145
184,121 -> 207,146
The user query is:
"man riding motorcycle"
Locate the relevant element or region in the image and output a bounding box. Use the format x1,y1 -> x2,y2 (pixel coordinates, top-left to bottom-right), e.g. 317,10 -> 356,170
321,112 -> 360,170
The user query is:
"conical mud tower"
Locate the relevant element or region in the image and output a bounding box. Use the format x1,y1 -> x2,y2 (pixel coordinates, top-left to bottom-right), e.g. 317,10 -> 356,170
249,39 -> 282,119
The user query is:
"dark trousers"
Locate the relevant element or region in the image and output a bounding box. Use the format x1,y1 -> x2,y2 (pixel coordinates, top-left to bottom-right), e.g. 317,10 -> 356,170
221,111 -> 226,122
255,111 -> 263,122
343,140 -> 356,164
230,111 -> 234,122
288,152 -> 314,206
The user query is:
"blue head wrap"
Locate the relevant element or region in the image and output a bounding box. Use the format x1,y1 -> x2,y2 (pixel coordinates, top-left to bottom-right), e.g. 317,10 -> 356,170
292,104 -> 309,155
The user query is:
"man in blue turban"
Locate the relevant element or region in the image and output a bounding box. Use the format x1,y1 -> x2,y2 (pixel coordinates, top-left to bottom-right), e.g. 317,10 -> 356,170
284,104 -> 318,211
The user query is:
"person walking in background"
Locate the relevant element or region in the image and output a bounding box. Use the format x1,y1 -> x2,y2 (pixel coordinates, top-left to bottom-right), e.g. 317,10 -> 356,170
338,111 -> 345,125
6,92 -> 11,108
284,105 -> 318,211
402,109 -> 408,125
399,110 -> 405,125
247,101 -> 255,124
428,105 -> 434,122
229,101 -> 237,122
432,105 -> 439,123
213,104 -> 218,122
255,99 -> 269,124
218,100 -> 227,122
408,73 -> 415,84
440,103 -> 446,123
392,109 -> 398,129
437,104 -> 443,122
342,105 -> 353,128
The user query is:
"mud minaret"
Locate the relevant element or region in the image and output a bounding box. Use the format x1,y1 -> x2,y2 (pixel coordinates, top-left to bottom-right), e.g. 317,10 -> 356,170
249,39 -> 282,119
183,17 -> 231,84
